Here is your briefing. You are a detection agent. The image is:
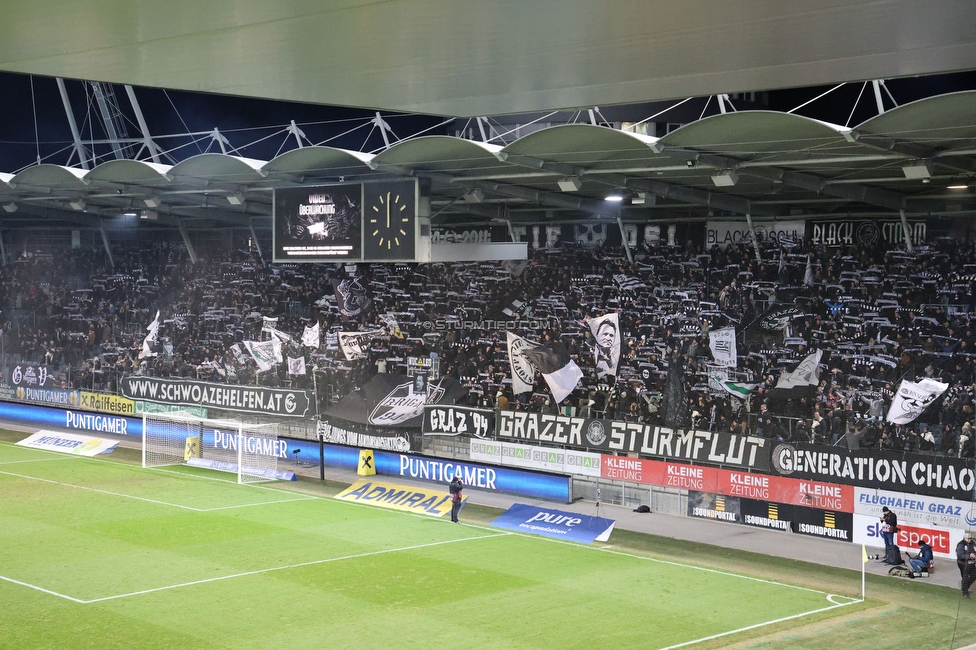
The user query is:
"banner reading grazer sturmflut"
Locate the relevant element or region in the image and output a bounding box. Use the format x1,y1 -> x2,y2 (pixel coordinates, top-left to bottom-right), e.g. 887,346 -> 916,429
120,377 -> 311,418
496,410 -> 771,471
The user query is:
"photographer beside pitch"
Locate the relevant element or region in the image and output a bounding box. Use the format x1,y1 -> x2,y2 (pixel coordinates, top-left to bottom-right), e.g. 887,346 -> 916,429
449,475 -> 463,523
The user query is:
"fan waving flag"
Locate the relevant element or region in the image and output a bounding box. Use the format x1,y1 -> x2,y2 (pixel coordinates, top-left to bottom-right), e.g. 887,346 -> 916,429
708,327 -> 736,368
506,332 -> 538,395
775,350 -> 823,389
287,356 -> 307,375
301,322 -> 320,348
886,378 -> 948,425
588,313 -> 620,379
713,376 -> 756,399
138,310 -> 161,359
243,340 -> 277,372
522,342 -> 583,404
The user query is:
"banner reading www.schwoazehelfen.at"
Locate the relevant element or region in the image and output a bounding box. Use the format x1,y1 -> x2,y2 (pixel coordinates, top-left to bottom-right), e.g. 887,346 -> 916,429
121,377 -> 310,418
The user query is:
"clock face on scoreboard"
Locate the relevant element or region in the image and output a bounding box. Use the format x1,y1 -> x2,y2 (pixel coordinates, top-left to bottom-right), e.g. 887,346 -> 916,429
363,179 -> 417,261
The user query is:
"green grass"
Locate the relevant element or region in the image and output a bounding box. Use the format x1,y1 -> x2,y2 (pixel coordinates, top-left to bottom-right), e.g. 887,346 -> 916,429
0,432 -> 972,649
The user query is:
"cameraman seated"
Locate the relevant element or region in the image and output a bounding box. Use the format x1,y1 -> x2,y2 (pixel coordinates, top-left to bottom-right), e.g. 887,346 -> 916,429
909,539 -> 934,577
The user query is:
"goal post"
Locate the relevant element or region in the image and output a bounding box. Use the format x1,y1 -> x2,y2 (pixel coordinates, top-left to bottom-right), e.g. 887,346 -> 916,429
142,412 -> 281,484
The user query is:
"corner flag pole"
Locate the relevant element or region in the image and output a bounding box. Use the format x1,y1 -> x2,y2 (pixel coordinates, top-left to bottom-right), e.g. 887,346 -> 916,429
861,543 -> 868,601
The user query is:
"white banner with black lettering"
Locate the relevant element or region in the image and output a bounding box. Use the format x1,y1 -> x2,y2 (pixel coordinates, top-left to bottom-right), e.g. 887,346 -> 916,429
708,327 -> 736,368
469,438 -> 602,477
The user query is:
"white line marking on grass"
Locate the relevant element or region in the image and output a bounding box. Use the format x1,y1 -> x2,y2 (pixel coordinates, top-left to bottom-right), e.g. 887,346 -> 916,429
0,469 -> 204,512
201,496 -> 318,512
0,456 -> 82,466
655,601 -> 852,650
82,532 -> 511,604
0,574 -> 87,604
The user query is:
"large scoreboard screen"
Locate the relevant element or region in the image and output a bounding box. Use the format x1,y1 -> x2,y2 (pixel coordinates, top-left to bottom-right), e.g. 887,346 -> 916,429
273,184 -> 363,262
273,180 -> 420,263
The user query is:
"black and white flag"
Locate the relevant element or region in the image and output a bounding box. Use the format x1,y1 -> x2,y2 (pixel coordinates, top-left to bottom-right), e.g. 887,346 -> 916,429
708,327 -> 736,367
301,322 -> 320,348
775,349 -> 822,389
138,310 -> 161,359
886,378 -> 948,425
506,332 -> 538,395
522,342 -> 583,404
332,278 -> 372,320
338,330 -> 383,360
287,356 -> 307,375
588,313 -> 620,378
614,274 -> 645,292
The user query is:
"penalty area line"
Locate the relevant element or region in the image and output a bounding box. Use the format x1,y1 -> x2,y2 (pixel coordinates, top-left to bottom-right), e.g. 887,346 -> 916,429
82,531 -> 512,604
0,574 -> 87,604
656,600 -> 855,650
0,469 -> 204,512
201,496 -> 318,512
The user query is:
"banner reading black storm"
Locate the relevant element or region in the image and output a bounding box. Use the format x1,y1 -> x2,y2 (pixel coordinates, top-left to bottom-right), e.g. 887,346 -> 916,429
770,442 -> 975,501
496,411 -> 771,471
120,376 -> 311,418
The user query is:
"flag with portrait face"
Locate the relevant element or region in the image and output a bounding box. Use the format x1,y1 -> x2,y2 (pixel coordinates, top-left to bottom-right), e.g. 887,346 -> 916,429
588,313 -> 620,379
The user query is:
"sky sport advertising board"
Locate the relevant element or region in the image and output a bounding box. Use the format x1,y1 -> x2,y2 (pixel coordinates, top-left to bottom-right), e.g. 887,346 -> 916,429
853,513 -> 961,559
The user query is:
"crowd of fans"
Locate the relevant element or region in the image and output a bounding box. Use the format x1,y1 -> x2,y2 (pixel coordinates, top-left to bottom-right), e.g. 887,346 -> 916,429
2,230 -> 976,458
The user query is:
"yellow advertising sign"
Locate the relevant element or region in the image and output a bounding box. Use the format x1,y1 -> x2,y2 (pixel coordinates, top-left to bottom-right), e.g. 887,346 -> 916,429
79,392 -> 135,416
334,479 -> 464,518
357,449 -> 376,476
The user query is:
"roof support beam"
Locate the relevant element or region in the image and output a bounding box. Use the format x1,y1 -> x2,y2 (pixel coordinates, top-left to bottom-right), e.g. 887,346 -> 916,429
98,221 -> 115,270
56,78 -> 90,170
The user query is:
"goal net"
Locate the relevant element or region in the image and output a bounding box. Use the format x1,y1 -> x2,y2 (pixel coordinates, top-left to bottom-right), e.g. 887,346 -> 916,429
142,412 -> 281,484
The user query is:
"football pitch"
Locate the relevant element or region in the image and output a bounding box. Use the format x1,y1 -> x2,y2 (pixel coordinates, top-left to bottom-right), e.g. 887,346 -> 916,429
0,437 -> 972,649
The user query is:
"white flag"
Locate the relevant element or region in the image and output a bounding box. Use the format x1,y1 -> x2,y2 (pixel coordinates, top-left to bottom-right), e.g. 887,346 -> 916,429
338,330 -> 383,360
775,350 -> 823,389
302,322 -> 320,348
804,254 -> 814,286
886,378 -> 948,425
287,356 -> 307,375
138,310 -> 161,359
588,313 -> 620,378
506,332 -> 538,395
243,340 -> 277,372
261,316 -> 279,333
708,327 -> 737,368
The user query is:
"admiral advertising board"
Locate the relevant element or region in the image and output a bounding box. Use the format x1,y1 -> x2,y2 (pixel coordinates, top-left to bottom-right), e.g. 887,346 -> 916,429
121,377 -> 311,418
423,405 -> 493,438
770,442 -> 975,501
497,410 -> 770,471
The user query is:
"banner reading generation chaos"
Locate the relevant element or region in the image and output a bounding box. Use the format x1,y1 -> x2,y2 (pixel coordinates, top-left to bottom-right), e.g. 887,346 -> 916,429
120,377 -> 311,418
496,410 -> 770,472
769,442 -> 976,501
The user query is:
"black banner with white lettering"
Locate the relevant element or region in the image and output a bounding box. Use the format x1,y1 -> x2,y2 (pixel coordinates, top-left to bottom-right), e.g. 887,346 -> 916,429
769,442 -> 976,501
8,364 -> 57,389
688,491 -> 741,523
422,405 -> 494,438
317,416 -> 411,452
739,499 -> 793,532
791,505 -> 853,542
495,411 -> 771,471
120,376 -> 311,418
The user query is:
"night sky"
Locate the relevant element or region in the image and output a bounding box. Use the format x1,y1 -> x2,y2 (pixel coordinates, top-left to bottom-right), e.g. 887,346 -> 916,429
0,69 -> 974,174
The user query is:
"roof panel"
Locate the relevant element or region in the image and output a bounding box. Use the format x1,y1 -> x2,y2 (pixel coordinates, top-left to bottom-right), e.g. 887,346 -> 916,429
84,159 -> 172,184
168,154 -> 268,182
10,164 -> 88,191
371,136 -> 505,173
262,147 -> 374,175
856,91 -> 976,151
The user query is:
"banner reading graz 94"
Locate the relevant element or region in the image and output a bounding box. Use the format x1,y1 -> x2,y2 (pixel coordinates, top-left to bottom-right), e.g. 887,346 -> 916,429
496,411 -> 770,471
120,377 -> 310,418
423,405 -> 493,437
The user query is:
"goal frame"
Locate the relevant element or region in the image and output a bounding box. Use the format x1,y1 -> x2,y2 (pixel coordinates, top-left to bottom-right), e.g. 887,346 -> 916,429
141,411 -> 281,484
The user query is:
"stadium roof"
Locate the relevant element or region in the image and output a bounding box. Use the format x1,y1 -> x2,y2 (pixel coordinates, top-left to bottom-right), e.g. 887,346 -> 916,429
0,2 -> 974,236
